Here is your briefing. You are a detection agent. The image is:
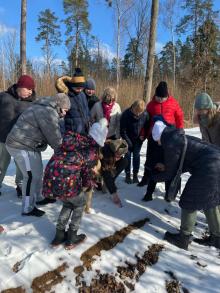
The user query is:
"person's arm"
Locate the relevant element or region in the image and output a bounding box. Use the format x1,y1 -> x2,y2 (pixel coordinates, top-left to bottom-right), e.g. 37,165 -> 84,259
102,170 -> 117,194
120,111 -> 133,148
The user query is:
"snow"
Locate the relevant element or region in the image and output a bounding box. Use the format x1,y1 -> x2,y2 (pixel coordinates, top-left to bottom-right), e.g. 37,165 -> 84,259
0,127 -> 220,292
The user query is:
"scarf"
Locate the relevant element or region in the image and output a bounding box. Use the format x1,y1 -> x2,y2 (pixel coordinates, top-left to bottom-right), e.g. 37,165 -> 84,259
102,101 -> 114,122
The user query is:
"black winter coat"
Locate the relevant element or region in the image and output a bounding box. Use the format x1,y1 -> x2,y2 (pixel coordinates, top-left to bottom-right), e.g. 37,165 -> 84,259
64,91 -> 90,135
153,127 -> 220,211
120,108 -> 149,149
0,85 -> 36,143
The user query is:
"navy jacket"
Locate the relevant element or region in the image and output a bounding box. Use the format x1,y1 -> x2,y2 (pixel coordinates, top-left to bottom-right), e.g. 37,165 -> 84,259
120,107 -> 149,149
153,127 -> 220,211
64,91 -> 90,135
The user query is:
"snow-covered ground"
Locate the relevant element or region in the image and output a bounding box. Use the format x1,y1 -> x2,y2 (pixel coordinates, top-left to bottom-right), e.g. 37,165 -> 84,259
0,127 -> 220,292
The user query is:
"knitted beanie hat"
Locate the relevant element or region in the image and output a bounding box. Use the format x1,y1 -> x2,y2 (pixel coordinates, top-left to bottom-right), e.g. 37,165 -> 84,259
89,118 -> 108,147
194,93 -> 214,110
85,78 -> 96,90
152,121 -> 167,141
155,81 -> 168,98
17,75 -> 35,90
54,93 -> 71,110
69,68 -> 85,88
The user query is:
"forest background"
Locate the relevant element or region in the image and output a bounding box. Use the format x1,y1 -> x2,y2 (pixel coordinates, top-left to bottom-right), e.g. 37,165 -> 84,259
0,0 -> 220,126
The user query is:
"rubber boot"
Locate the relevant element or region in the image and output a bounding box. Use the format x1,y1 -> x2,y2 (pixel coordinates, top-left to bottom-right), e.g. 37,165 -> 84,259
164,231 -> 190,250
65,230 -> 86,250
125,173 -> 132,184
133,173 -> 139,184
51,229 -> 67,246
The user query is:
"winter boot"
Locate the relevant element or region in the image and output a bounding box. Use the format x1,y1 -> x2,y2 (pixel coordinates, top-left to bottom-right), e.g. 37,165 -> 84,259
65,230 -> 87,250
141,193 -> 153,202
212,236 -> 220,249
164,231 -> 190,250
137,173 -> 149,187
16,185 -> 22,198
22,207 -> 45,217
51,229 -> 67,247
133,173 -> 139,184
36,198 -> 56,205
125,173 -> 132,184
193,235 -> 212,246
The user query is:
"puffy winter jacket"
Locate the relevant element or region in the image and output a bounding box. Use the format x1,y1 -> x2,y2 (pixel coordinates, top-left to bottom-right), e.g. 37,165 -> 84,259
152,127 -> 220,211
0,84 -> 36,143
6,96 -> 62,152
147,95 -> 184,135
43,131 -> 99,199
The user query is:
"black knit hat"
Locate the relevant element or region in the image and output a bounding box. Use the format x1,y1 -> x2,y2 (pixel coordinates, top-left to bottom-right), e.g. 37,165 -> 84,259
68,68 -> 85,88
155,81 -> 168,98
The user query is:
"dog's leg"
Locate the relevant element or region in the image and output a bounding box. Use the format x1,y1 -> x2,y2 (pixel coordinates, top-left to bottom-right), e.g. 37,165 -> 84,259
85,189 -> 93,213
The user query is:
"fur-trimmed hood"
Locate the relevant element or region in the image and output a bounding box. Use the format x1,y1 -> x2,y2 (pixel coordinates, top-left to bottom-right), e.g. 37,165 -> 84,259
55,76 -> 72,94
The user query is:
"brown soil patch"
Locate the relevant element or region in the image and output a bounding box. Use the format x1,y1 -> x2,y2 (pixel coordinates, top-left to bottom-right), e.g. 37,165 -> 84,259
31,262 -> 68,293
74,217 -> 150,274
1,287 -> 25,293
165,271 -> 190,293
78,244 -> 163,291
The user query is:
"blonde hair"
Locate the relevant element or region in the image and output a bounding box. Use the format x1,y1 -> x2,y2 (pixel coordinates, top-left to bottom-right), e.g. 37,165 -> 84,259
102,87 -> 117,102
131,99 -> 145,113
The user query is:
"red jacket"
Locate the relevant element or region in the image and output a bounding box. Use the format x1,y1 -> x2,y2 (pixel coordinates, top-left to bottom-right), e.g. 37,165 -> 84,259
147,95 -> 184,135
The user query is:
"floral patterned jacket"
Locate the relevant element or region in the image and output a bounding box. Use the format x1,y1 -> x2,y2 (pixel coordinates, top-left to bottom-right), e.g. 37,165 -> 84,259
42,131 -> 99,199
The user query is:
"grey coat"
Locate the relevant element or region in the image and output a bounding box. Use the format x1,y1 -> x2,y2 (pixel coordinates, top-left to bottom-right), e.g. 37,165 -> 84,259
6,96 -> 62,152
199,112 -> 220,147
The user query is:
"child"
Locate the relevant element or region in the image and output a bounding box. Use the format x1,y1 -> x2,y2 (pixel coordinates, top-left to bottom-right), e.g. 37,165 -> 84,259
43,118 -> 108,249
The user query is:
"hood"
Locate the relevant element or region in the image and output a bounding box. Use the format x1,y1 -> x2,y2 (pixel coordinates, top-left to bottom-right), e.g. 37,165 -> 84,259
7,84 -> 36,102
33,96 -> 58,111
55,76 -> 72,94
161,126 -> 185,147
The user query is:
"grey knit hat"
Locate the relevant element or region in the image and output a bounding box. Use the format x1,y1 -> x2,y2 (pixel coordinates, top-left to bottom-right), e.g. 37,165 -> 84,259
54,93 -> 71,109
194,93 -> 214,110
85,78 -> 96,90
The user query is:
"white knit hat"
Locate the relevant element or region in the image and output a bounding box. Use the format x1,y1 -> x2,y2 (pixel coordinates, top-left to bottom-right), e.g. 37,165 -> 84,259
152,121 -> 167,141
89,118 -> 108,147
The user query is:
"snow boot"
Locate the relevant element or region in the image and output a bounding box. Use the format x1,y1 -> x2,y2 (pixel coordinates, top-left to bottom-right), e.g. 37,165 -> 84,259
137,173 -> 149,187
51,229 -> 67,247
22,207 -> 45,217
36,198 -> 56,205
164,231 -> 190,250
133,173 -> 139,184
65,230 -> 87,250
193,235 -> 212,246
141,193 -> 153,202
125,173 -> 132,184
16,185 -> 22,198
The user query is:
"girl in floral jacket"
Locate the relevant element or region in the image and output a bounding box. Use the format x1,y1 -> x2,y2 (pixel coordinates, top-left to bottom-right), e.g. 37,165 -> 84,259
43,119 -> 108,249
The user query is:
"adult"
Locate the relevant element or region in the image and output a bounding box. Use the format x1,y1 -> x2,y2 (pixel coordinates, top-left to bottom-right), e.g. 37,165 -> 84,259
152,121 -> 220,250
55,68 -> 90,135
120,99 -> 149,184
84,78 -> 99,111
0,75 -> 36,197
6,94 -> 71,217
138,81 -> 184,187
91,87 -> 121,139
193,92 -> 220,146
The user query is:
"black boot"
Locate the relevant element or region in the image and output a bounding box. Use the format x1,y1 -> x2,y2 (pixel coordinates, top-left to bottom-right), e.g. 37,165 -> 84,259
133,173 -> 139,184
65,230 -> 87,250
193,235 -> 212,246
22,207 -> 45,217
141,193 -> 153,202
137,173 -> 149,187
16,185 -> 22,198
212,236 -> 220,249
164,231 -> 190,250
51,229 -> 67,246
125,173 -> 132,184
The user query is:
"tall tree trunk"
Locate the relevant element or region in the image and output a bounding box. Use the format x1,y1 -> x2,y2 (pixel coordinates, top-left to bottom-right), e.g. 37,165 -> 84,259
143,0 -> 159,102
171,26 -> 176,92
116,13 -> 120,92
20,0 -> 27,75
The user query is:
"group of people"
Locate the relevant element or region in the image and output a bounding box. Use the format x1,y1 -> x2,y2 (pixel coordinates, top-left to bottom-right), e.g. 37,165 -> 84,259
0,68 -> 220,251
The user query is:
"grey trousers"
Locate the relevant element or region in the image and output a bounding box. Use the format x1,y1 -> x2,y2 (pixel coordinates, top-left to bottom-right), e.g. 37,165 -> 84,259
181,206 -> 220,237
0,142 -> 23,188
6,146 -> 44,213
57,193 -> 86,232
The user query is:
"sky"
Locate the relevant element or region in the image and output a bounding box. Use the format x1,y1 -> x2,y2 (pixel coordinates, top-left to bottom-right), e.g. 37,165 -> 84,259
1,127 -> 220,292
0,0 -> 219,64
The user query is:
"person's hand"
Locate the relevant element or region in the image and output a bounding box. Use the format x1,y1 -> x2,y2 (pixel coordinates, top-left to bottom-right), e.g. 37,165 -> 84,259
154,163 -> 165,172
